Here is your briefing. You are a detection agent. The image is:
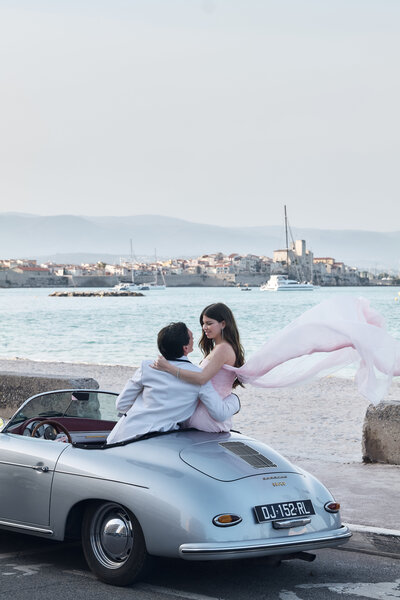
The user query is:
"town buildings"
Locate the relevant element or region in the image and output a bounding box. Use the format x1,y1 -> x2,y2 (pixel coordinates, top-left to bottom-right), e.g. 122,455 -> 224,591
0,241 -> 393,288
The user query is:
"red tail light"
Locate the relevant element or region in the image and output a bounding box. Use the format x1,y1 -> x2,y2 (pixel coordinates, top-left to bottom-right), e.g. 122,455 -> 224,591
324,501 -> 341,513
213,514 -> 242,527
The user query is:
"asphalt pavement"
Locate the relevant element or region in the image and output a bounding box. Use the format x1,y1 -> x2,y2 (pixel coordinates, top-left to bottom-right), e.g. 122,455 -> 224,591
0,541 -> 398,600
294,457 -> 400,559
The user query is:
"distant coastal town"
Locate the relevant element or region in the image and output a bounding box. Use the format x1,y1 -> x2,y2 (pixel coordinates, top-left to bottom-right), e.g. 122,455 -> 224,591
0,238 -> 398,288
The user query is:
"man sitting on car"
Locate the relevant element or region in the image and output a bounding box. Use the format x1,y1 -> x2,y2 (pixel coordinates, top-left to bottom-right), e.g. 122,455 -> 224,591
106,322 -> 240,444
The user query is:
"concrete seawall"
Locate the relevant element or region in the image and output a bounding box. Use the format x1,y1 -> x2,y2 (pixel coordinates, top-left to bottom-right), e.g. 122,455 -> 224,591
0,372 -> 99,418
363,401 -> 400,465
0,269 -> 376,288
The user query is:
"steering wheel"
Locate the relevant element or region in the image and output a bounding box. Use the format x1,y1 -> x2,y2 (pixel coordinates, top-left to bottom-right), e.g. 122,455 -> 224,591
31,419 -> 72,444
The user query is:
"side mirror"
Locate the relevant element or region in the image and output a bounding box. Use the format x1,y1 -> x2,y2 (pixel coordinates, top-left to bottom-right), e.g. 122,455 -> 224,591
0,417 -> 7,432
71,392 -> 90,402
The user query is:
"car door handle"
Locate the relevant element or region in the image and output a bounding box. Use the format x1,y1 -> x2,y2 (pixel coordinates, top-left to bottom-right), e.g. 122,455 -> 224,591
33,465 -> 49,473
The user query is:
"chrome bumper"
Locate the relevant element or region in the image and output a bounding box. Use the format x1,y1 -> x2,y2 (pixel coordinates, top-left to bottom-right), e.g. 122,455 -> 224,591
179,525 -> 352,560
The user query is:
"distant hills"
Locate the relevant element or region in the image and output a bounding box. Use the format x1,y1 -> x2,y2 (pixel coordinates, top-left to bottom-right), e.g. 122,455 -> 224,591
0,213 -> 398,271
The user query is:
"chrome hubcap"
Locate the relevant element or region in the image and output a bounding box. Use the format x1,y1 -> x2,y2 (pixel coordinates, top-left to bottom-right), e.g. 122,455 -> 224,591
90,503 -> 134,569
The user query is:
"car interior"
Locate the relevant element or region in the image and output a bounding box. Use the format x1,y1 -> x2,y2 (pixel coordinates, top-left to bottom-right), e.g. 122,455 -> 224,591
2,390 -> 118,448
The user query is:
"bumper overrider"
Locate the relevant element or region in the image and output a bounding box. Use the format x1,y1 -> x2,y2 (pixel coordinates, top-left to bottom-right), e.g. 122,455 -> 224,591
179,525 -> 352,560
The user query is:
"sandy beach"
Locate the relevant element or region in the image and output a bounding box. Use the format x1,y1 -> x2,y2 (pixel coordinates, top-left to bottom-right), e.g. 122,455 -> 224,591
1,356 -> 398,464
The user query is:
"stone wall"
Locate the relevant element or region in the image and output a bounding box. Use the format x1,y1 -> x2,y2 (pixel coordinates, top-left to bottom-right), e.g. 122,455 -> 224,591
66,275 -> 118,287
0,270 -> 69,288
362,402 -> 400,465
0,372 -> 98,418
164,273 -> 236,287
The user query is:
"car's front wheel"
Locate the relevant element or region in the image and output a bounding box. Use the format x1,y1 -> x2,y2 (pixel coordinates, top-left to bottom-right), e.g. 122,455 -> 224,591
82,502 -> 149,586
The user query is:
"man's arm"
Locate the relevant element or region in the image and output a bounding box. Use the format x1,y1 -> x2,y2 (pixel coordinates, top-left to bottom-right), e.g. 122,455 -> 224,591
198,381 -> 240,422
115,365 -> 144,413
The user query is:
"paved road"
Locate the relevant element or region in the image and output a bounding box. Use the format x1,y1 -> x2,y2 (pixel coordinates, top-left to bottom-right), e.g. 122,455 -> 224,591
0,531 -> 399,600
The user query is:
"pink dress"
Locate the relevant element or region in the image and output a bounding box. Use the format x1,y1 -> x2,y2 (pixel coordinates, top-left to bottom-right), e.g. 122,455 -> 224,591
183,357 -> 237,432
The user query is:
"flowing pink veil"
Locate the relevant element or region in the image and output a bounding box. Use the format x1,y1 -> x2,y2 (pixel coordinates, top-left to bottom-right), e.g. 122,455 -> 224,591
223,296 -> 400,405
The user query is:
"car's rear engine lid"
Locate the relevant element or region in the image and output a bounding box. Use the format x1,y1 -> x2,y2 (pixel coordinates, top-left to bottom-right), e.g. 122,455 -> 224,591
180,439 -> 297,481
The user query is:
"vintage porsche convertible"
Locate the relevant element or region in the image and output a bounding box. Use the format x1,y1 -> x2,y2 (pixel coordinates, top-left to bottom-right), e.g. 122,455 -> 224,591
0,389 -> 351,586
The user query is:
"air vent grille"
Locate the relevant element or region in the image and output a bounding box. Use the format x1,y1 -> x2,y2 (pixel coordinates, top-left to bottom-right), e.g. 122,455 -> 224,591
219,442 -> 277,469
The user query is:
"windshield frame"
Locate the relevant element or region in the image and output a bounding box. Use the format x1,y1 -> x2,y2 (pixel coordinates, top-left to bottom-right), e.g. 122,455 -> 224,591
2,388 -> 119,432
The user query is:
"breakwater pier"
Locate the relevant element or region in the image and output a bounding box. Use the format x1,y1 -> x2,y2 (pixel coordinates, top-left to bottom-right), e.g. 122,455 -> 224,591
49,290 -> 144,297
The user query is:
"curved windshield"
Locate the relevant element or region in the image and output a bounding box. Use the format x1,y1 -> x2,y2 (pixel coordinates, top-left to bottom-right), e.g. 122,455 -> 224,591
4,390 -> 119,431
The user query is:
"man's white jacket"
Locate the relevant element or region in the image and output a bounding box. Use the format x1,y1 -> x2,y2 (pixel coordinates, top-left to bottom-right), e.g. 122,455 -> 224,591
106,357 -> 240,444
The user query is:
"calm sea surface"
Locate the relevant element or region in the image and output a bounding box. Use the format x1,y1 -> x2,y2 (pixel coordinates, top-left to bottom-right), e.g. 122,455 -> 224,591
1,286 -> 400,368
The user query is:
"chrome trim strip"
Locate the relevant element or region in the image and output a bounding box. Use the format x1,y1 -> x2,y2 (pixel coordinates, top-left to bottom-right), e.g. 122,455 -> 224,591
54,470 -> 150,489
0,520 -> 53,535
180,528 -> 352,555
273,518 -> 311,529
0,460 -> 53,471
0,460 -> 149,488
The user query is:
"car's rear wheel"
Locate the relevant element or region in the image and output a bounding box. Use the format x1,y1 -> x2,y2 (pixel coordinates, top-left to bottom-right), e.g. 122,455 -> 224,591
82,502 -> 149,586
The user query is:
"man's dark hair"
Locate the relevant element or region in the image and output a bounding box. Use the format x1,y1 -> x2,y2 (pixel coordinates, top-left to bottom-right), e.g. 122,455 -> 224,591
157,322 -> 190,360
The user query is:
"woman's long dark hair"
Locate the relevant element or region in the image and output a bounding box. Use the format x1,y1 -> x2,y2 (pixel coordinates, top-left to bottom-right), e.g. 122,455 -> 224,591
199,303 -> 244,388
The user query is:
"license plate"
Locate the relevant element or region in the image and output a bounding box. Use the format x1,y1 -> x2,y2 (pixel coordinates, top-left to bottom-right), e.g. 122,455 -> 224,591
254,499 -> 315,523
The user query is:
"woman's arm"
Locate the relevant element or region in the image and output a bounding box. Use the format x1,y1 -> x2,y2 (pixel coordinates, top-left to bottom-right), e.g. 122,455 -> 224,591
152,344 -> 235,386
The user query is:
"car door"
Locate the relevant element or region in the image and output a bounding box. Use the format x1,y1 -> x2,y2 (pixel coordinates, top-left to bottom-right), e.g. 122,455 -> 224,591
0,432 -> 68,528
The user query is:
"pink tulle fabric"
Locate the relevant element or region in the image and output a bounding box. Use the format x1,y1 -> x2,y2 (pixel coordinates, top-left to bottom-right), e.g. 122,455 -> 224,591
183,357 -> 237,432
223,295 -> 400,406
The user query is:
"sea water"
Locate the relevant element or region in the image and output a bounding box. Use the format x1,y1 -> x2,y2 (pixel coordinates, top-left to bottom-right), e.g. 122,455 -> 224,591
1,286 -> 400,368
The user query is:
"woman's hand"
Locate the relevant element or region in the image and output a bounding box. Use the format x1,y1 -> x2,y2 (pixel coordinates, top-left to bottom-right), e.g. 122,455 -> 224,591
151,355 -> 172,373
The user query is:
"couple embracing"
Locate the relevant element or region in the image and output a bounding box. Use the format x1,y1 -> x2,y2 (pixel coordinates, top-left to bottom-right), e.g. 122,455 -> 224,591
107,303 -> 242,444
107,294 -> 400,444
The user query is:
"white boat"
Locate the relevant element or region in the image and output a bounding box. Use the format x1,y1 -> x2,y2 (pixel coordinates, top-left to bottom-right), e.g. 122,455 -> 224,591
114,242 -> 142,291
143,283 -> 166,290
260,274 -> 315,291
113,282 -> 140,292
261,206 -> 316,292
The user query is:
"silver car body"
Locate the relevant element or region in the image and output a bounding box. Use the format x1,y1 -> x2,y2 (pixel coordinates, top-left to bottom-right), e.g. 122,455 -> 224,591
0,389 -> 351,583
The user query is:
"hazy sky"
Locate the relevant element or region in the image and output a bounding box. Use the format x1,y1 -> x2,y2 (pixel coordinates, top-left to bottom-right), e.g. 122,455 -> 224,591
1,1 -> 399,230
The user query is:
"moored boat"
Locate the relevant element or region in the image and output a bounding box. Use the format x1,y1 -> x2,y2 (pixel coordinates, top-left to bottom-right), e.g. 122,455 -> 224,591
260,274 -> 315,291
113,282 -> 140,292
261,206 -> 316,291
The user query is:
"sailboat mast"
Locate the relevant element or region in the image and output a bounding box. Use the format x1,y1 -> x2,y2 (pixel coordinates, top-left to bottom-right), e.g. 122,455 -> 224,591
284,205 -> 289,271
130,238 -> 135,283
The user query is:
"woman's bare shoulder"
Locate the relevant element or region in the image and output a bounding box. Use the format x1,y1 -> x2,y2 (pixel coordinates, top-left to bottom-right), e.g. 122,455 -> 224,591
209,342 -> 236,366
